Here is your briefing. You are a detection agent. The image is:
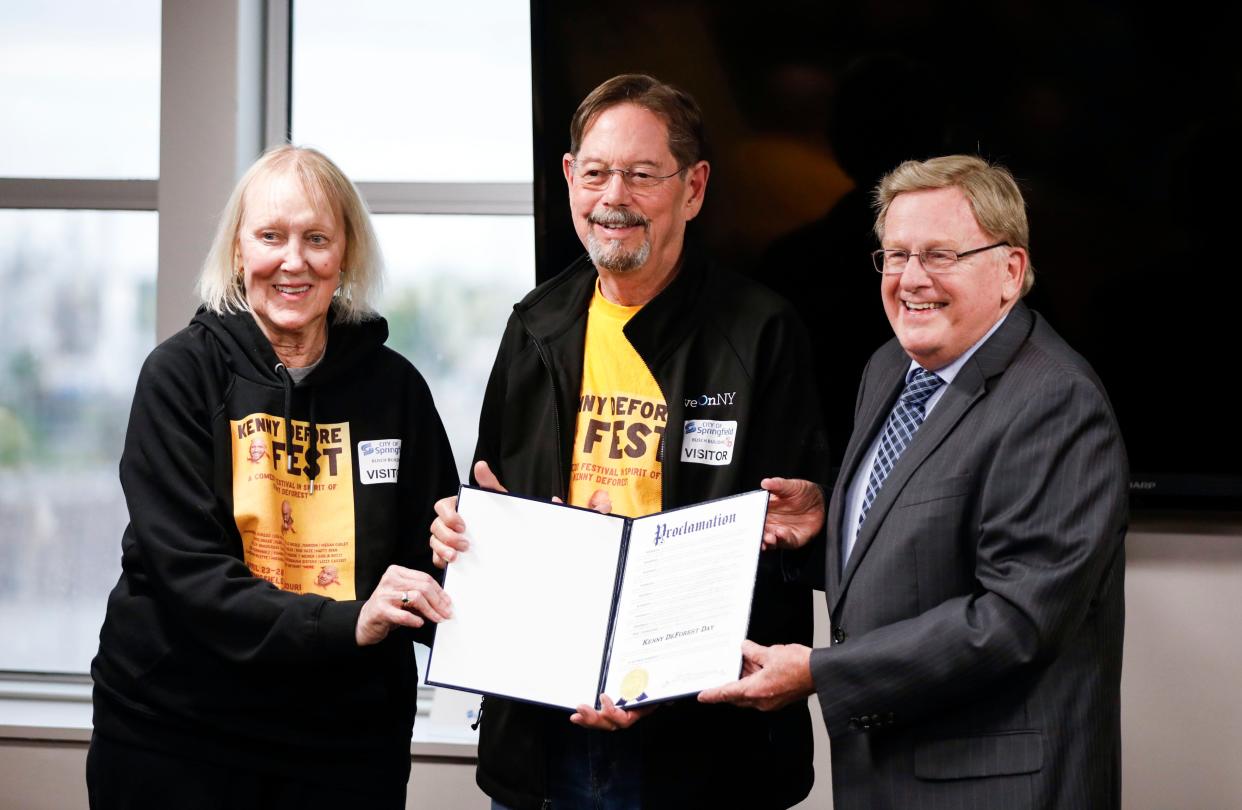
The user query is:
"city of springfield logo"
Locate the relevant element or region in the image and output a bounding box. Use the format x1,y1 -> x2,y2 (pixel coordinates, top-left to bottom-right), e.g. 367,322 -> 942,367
684,391 -> 736,408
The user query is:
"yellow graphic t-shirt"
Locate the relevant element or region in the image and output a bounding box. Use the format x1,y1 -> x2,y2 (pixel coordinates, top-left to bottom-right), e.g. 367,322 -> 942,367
569,283 -> 667,518
231,413 -> 356,598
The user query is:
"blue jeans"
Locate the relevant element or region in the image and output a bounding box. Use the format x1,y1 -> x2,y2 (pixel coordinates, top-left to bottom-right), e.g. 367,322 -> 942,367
491,723 -> 642,810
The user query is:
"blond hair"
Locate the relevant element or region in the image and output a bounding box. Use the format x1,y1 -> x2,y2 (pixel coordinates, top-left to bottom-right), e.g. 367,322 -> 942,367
197,145 -> 382,322
874,155 -> 1034,295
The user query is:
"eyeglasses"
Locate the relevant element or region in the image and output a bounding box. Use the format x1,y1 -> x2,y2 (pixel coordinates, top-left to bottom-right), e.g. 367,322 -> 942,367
871,241 -> 1011,274
570,160 -> 684,190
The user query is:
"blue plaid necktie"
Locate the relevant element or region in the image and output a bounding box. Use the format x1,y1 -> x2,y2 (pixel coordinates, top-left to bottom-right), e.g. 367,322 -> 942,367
857,368 -> 944,530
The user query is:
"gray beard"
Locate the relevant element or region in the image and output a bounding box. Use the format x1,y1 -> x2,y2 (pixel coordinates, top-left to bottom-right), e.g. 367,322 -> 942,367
587,230 -> 651,273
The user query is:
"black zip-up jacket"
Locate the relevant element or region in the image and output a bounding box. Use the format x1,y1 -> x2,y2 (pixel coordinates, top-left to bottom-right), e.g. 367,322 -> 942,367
90,308 -> 457,785
472,249 -> 831,809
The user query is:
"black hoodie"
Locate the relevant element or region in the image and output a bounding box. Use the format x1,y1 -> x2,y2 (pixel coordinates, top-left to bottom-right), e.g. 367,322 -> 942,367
91,307 -> 457,783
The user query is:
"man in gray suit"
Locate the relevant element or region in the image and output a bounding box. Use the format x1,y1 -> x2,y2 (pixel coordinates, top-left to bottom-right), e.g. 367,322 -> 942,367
703,155 -> 1128,809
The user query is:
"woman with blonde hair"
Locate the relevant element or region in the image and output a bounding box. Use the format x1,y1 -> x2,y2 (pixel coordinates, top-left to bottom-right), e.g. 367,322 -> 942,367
87,146 -> 457,809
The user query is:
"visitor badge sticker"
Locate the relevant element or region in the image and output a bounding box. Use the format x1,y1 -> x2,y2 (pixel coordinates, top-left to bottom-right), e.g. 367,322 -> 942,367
681,420 -> 737,466
358,439 -> 401,484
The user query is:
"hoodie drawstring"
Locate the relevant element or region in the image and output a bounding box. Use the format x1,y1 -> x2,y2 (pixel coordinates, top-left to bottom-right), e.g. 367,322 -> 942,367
274,363 -> 321,495
304,395 -> 320,494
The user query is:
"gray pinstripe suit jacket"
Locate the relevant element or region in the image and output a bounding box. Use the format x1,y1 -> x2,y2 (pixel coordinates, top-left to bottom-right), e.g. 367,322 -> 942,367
810,302 -> 1127,809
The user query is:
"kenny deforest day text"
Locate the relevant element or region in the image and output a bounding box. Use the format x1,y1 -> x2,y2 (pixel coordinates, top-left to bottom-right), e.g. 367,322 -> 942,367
641,624 -> 716,646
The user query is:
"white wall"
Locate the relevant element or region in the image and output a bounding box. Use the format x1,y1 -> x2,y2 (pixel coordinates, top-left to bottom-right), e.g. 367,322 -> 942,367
1120,523 -> 1242,809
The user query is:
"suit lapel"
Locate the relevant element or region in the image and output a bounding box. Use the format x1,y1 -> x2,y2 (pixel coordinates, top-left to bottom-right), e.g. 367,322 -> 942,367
830,303 -> 1036,614
827,344 -> 907,600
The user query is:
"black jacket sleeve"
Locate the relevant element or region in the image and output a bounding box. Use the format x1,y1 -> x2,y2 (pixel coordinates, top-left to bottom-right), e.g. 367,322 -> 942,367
470,311 -> 521,486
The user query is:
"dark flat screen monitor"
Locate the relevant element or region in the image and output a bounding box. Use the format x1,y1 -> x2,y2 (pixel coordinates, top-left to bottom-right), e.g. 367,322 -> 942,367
529,0 -> 1242,510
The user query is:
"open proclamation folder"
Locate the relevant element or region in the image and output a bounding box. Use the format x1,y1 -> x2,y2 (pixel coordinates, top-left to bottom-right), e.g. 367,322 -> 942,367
425,487 -> 769,712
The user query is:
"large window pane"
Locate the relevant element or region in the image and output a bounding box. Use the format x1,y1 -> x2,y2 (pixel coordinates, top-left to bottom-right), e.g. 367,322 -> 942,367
377,214 -> 532,745
0,1 -> 160,179
373,215 -> 534,479
0,211 -> 157,673
292,0 -> 533,183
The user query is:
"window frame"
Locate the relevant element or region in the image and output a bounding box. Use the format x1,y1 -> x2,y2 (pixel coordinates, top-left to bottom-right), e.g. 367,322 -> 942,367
2,0 -> 529,757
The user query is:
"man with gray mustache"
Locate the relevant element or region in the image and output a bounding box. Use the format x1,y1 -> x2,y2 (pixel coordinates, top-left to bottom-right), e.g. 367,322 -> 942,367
586,207 -> 651,270
430,74 -> 830,809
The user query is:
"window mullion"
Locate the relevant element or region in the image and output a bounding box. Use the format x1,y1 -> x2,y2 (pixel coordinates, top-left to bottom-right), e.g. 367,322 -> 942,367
0,179 -> 157,211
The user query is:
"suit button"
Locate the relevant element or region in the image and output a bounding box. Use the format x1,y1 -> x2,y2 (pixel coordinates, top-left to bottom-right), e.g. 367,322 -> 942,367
860,715 -> 873,729
832,627 -> 847,644
847,717 -> 860,730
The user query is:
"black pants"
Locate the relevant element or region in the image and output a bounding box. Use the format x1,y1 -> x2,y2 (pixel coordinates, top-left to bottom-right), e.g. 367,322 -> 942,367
86,733 -> 408,810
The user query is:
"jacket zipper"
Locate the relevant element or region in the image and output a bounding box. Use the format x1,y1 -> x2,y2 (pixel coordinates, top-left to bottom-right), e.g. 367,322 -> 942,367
521,320 -> 568,502
634,351 -> 668,511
